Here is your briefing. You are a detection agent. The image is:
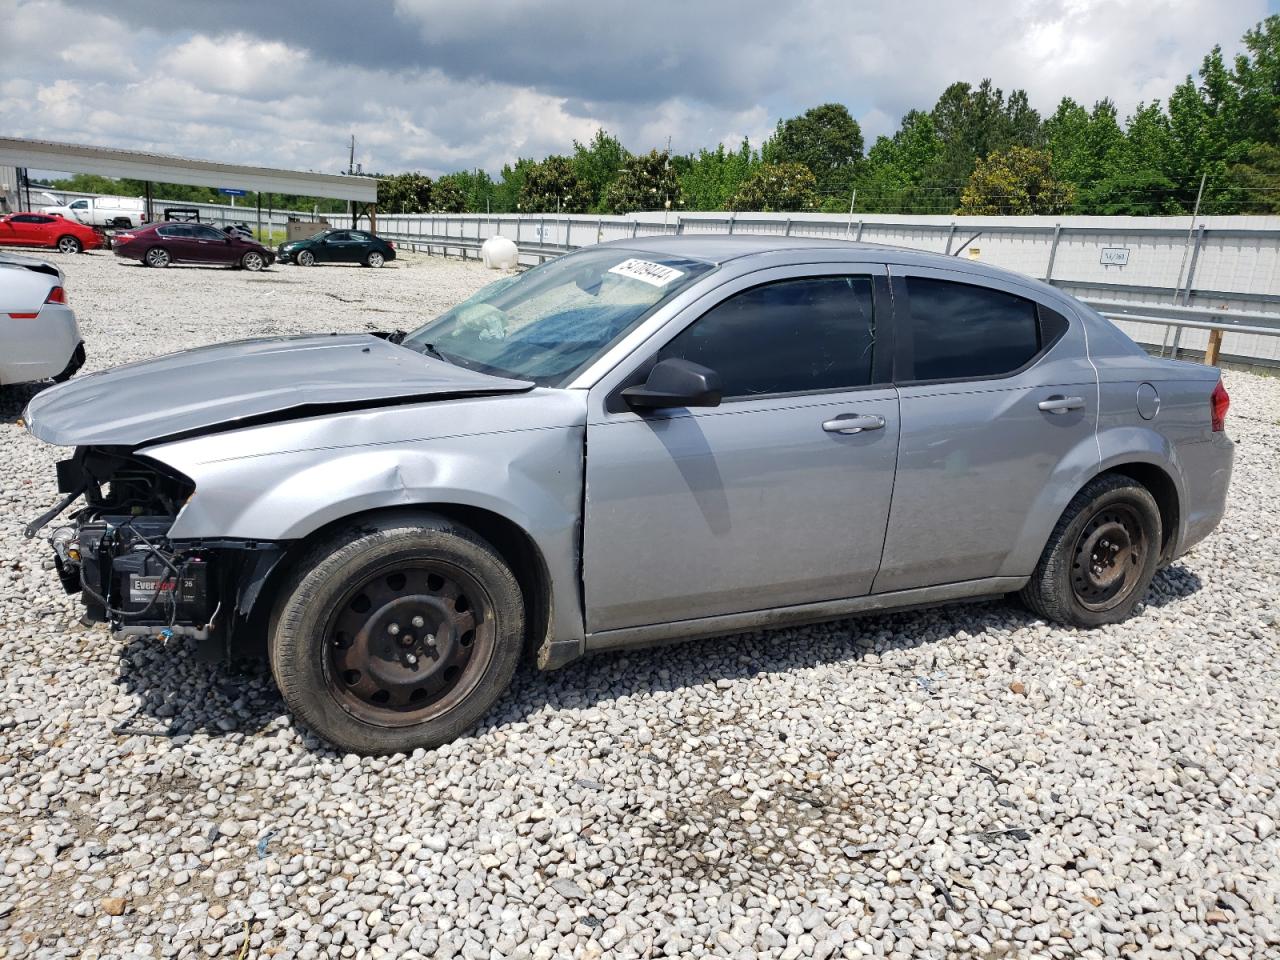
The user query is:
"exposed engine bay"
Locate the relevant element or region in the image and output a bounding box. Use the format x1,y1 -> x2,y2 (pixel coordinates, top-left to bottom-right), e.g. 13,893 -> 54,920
31,447 -> 284,655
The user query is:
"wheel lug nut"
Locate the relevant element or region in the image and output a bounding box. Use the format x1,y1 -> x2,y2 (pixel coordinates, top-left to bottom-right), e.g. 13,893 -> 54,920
387,623 -> 400,636
411,615 -> 426,629
425,633 -> 436,647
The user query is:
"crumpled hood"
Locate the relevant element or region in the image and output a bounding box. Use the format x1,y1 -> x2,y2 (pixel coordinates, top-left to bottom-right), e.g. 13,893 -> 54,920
23,334 -> 533,447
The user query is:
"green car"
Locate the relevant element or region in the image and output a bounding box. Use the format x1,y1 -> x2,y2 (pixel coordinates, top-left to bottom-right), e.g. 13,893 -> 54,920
277,228 -> 397,268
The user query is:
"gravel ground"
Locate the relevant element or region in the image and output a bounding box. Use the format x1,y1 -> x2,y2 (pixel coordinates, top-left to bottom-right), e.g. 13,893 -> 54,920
1,248 -> 1278,960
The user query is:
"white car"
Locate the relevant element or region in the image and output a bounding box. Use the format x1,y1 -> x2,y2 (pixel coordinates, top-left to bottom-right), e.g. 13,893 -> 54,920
0,254 -> 84,387
39,195 -> 147,228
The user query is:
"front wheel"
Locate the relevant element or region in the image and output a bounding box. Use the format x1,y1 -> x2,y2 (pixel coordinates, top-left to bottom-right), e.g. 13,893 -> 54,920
145,246 -> 170,268
56,235 -> 83,254
1019,474 -> 1162,627
364,251 -> 385,268
240,251 -> 265,272
269,513 -> 525,755
296,250 -> 315,267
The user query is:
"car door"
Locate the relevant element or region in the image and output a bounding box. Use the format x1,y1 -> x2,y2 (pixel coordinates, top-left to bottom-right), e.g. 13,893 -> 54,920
5,215 -> 43,244
872,266 -> 1099,593
582,264 -> 900,634
155,224 -> 194,260
67,200 -> 91,224
315,231 -> 346,262
190,224 -> 234,262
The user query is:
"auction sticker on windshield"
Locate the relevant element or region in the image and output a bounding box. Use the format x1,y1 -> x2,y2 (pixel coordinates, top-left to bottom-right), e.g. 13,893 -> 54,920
608,258 -> 685,287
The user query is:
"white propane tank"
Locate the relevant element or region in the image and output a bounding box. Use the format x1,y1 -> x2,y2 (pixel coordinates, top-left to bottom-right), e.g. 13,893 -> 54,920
481,235 -> 519,270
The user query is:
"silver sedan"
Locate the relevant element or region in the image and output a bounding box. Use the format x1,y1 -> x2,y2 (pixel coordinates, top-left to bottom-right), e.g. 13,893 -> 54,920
21,237 -> 1233,754
0,254 -> 84,388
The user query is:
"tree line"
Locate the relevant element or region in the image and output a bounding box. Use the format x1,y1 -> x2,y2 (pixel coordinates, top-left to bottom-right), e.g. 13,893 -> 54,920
50,16 -> 1280,219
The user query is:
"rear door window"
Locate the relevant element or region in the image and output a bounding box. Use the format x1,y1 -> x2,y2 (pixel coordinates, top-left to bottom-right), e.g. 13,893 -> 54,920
903,277 -> 1041,381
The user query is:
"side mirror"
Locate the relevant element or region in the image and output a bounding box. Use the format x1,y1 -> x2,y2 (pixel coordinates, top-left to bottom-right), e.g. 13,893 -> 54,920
622,358 -> 722,410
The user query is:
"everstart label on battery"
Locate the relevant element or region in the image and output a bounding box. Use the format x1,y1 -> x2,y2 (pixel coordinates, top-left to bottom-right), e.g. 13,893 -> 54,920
607,258 -> 684,287
129,576 -> 197,603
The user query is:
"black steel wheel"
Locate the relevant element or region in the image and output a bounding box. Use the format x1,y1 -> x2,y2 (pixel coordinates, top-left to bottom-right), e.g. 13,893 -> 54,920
325,560 -> 495,726
270,512 -> 525,754
1020,474 -> 1162,627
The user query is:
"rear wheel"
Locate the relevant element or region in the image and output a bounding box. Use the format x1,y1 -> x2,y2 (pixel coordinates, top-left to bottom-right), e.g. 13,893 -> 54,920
269,513 -> 525,755
56,235 -> 82,254
145,246 -> 170,268
296,249 -> 315,267
1019,474 -> 1162,627
364,251 -> 385,268
240,251 -> 265,272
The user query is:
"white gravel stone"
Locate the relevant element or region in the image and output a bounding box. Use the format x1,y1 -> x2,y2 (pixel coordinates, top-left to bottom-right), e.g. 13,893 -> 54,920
0,247 -> 1278,959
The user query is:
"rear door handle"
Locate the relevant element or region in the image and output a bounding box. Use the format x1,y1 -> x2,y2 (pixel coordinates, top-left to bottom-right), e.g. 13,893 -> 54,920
822,414 -> 886,434
1038,395 -> 1085,414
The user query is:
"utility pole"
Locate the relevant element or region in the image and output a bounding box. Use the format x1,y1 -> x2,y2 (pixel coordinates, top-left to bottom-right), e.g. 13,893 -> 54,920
347,134 -> 355,228
845,187 -> 858,238
1172,171 -> 1206,304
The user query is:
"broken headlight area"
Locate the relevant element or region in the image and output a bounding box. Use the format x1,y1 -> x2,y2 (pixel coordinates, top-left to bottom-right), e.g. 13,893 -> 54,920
29,447 -> 281,653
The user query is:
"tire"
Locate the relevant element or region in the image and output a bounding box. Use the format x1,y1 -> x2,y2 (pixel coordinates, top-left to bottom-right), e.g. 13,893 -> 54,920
364,251 -> 385,268
296,250 -> 315,267
56,235 -> 82,255
1019,474 -> 1162,627
145,246 -> 171,268
240,251 -> 265,272
269,512 -> 525,755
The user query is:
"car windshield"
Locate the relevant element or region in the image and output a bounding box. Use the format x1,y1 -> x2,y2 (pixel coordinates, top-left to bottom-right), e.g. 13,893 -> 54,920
306,230 -> 330,241
400,247 -> 714,386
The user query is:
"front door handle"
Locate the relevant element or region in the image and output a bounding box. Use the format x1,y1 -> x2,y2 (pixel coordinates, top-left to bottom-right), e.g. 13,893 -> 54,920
1037,395 -> 1085,414
822,414 -> 886,434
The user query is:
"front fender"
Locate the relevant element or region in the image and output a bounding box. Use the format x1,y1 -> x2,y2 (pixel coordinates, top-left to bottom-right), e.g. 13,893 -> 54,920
148,423 -> 586,646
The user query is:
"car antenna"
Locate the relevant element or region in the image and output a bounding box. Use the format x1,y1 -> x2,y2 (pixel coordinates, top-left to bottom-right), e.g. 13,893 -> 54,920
952,231 -> 983,255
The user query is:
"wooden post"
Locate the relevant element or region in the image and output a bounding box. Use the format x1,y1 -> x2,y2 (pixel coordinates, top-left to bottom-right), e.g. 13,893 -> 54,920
1204,328 -> 1224,366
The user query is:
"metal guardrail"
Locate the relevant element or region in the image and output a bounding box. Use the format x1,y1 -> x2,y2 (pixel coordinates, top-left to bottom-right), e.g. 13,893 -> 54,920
379,225 -> 1280,367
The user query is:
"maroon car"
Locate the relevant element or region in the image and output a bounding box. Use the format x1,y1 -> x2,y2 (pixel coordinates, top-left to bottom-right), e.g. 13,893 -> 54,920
113,222 -> 275,271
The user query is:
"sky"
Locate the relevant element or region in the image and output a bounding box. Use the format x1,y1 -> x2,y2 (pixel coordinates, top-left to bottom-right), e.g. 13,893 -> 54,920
0,0 -> 1274,180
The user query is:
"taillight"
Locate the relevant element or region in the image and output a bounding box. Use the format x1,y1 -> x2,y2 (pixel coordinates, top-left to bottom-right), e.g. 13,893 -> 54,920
1210,380 -> 1230,432
388,240 -> 395,249
45,286 -> 66,304
118,232 -> 135,242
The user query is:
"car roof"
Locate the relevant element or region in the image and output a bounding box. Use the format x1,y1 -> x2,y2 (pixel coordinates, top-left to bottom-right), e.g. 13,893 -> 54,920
597,233 -> 1071,305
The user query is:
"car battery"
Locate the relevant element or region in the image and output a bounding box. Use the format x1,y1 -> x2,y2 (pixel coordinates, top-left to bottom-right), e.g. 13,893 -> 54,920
77,517 -> 212,624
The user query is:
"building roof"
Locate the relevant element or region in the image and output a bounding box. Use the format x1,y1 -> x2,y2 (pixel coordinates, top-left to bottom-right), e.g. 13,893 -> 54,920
0,137 -> 377,203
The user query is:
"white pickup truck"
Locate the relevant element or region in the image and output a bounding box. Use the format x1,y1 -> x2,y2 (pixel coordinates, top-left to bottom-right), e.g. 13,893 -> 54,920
39,196 -> 148,228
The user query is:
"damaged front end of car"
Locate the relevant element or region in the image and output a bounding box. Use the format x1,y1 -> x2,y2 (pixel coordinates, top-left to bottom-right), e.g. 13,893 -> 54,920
28,446 -> 286,659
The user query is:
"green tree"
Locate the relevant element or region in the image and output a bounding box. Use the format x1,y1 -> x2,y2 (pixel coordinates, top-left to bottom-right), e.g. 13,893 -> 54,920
763,103 -> 863,196
378,172 -> 432,213
519,155 -> 590,213
429,174 -> 468,213
957,146 -> 1074,214
726,162 -> 819,212
1045,98 -> 1125,211
855,110 -> 946,213
929,79 -> 1043,210
571,129 -> 629,210
493,158 -> 535,213
678,140 -> 759,211
603,149 -> 681,213
1227,142 -> 1280,213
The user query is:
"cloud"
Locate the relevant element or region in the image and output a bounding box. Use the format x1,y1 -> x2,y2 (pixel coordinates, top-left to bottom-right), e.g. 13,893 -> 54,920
1,0 -> 1271,180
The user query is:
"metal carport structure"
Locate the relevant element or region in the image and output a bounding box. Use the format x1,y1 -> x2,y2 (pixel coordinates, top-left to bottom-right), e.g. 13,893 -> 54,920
0,136 -> 378,228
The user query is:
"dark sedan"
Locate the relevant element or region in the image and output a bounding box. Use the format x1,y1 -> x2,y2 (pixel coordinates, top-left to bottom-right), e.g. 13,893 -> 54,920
277,228 -> 396,267
113,223 -> 275,271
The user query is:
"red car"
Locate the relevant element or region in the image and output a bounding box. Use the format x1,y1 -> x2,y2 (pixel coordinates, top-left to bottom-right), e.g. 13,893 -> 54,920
113,222 -> 275,271
0,213 -> 101,254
